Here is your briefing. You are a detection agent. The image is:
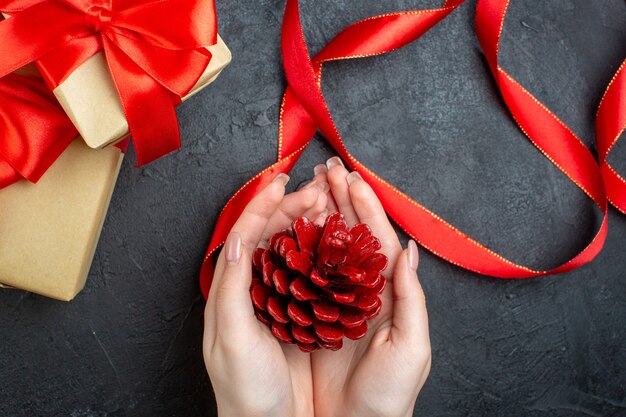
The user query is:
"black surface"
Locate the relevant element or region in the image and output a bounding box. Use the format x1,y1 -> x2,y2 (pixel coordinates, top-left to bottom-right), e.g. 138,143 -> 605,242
1,1 -> 625,416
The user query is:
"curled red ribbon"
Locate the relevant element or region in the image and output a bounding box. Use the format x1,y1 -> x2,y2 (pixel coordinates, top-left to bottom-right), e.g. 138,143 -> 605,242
0,0 -> 217,166
0,73 -> 77,189
200,0 -> 624,296
596,60 -> 626,214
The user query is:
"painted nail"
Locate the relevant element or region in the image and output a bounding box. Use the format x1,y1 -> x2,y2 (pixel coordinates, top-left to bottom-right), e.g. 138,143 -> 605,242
273,173 -> 290,186
326,156 -> 344,169
314,164 -> 327,175
346,171 -> 362,185
225,232 -> 242,264
407,240 -> 419,272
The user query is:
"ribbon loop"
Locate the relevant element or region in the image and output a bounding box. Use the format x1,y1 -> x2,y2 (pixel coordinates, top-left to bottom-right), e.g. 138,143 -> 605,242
200,0 -> 623,297
0,73 -> 77,188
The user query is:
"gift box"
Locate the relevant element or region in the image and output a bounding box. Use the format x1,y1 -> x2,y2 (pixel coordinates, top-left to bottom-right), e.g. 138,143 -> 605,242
0,0 -> 231,300
52,35 -> 232,149
0,140 -> 123,301
0,61 -> 230,303
1,0 -> 229,165
0,52 -> 229,300
1,11 -> 231,150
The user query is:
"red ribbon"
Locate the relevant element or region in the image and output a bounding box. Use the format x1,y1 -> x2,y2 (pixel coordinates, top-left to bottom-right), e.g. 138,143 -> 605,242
199,0 -> 624,297
0,73 -> 77,189
596,60 -> 626,214
0,0 -> 217,166
0,72 -> 131,190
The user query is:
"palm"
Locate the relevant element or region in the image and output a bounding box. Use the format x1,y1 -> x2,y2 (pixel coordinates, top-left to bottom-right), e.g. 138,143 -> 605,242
311,244 -> 402,417
204,176 -> 327,417
255,322 -> 313,411
309,160 -> 430,417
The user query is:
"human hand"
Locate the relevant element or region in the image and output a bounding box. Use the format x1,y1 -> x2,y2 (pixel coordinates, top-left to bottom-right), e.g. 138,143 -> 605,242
203,173 -> 328,417
310,158 -> 431,417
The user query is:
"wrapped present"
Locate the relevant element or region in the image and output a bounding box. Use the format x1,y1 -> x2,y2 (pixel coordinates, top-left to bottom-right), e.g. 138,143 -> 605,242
0,72 -> 106,301
0,73 -> 76,190
52,35 -> 231,151
0,140 -> 124,301
0,44 -> 229,299
0,0 -> 231,300
0,0 -> 231,165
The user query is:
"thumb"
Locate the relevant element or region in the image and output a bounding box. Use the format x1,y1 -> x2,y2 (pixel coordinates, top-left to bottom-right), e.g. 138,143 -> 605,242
391,240 -> 430,348
214,232 -> 256,334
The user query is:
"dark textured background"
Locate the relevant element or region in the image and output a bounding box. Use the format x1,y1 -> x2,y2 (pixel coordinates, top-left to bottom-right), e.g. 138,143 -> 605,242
1,1 -> 625,416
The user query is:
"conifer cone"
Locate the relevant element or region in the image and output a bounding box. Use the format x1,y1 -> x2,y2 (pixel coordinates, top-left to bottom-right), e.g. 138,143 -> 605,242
250,212 -> 388,352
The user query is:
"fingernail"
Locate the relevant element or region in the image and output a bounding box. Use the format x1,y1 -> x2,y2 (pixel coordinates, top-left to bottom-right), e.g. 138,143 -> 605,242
225,232 -> 242,264
326,156 -> 344,169
407,240 -> 419,272
315,181 -> 330,193
314,210 -> 328,226
273,173 -> 290,186
346,171 -> 362,185
314,164 -> 327,175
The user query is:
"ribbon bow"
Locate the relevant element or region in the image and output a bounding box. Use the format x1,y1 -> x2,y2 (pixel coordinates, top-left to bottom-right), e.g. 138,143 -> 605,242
200,0 -> 625,297
0,0 -> 217,165
0,73 -> 77,189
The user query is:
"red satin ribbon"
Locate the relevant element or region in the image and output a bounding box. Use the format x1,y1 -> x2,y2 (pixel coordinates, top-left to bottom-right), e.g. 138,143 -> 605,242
596,60 -> 626,214
0,73 -> 77,189
200,0 -> 623,297
0,0 -> 217,166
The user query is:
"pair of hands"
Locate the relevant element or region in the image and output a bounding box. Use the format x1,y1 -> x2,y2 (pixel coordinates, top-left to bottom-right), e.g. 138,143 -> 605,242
203,157 -> 431,417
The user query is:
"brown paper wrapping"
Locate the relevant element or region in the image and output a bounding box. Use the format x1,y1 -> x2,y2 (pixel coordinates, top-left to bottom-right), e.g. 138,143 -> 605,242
55,35 -> 232,149
0,140 -> 123,301
0,33 -> 230,300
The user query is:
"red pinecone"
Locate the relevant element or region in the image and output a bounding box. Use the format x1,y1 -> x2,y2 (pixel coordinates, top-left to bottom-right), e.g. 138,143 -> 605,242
250,212 -> 388,352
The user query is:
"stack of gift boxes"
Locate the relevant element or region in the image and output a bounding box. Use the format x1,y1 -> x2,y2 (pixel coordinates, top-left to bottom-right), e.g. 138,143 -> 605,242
0,1 -> 231,300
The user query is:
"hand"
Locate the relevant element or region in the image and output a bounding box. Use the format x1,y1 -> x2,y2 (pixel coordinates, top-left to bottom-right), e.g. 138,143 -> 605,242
310,158 -> 431,417
203,173 -> 328,417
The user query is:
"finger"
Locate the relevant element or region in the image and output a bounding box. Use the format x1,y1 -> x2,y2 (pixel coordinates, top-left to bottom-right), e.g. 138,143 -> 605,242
213,232 -> 259,343
299,180 -> 329,220
313,164 -> 338,213
207,173 -> 288,332
231,173 -> 289,254
390,240 -> 430,349
203,291 -> 217,356
204,232 -> 255,352
326,157 -> 359,226
260,184 -> 327,244
303,191 -> 328,223
313,209 -> 329,227
346,171 -> 402,272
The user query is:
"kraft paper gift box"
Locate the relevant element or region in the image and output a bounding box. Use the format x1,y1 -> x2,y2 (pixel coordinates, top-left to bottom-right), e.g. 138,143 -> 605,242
54,35 -> 232,149
1,10 -> 232,150
0,45 -> 230,301
0,139 -> 123,301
